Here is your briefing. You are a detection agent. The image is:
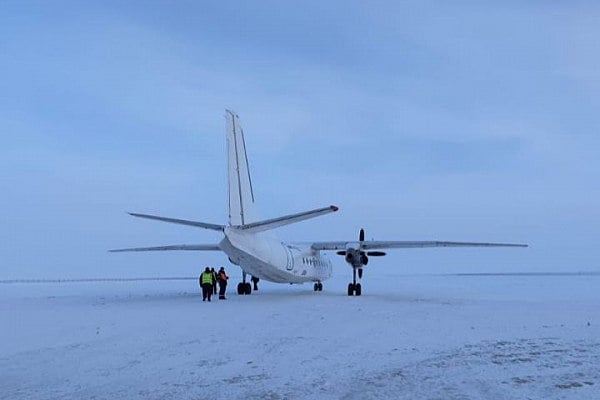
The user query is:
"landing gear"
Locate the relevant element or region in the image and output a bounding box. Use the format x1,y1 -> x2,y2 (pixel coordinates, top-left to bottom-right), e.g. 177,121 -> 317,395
348,268 -> 362,296
237,271 -> 252,295
347,283 -> 362,296
237,282 -> 251,295
313,282 -> 323,292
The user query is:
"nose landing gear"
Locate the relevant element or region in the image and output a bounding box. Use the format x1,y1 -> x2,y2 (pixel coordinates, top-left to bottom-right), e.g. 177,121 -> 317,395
313,281 -> 323,292
348,268 -> 362,296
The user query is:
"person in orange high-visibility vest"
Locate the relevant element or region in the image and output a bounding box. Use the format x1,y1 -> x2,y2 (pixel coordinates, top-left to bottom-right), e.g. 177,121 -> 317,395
217,267 -> 229,300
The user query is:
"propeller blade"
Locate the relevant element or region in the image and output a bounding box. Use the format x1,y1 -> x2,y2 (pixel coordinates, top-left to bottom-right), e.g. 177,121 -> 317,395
367,251 -> 386,256
359,228 -> 365,242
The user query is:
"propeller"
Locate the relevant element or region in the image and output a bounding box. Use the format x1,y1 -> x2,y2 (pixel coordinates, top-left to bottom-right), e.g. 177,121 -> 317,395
336,229 -> 386,257
336,229 -> 365,256
361,228 -> 386,256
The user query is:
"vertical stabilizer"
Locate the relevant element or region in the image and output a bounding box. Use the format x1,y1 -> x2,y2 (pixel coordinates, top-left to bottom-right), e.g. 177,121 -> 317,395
226,110 -> 258,226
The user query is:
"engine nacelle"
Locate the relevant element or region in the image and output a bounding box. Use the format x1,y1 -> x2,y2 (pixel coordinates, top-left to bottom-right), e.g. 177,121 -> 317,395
346,243 -> 360,251
345,252 -> 354,264
360,254 -> 368,265
344,249 -> 368,267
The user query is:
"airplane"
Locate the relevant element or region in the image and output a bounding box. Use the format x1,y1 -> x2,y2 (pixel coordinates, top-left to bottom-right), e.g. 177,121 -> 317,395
110,110 -> 527,296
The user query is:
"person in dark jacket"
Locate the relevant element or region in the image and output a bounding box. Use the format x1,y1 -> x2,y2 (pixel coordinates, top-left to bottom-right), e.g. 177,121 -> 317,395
199,267 -> 214,302
217,267 -> 229,300
210,267 -> 218,295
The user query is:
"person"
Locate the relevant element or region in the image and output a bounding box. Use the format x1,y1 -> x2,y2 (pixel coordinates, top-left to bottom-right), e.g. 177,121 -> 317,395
210,267 -> 218,295
199,267 -> 214,302
217,267 -> 229,300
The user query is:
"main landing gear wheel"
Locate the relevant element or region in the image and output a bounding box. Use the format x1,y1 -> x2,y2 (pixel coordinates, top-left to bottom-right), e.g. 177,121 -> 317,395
313,282 -> 323,292
238,271 -> 252,295
347,283 -> 362,296
237,282 -> 252,295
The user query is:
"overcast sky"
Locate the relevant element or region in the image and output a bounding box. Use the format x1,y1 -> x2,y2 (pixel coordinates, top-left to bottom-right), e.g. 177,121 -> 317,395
2,1 -> 599,279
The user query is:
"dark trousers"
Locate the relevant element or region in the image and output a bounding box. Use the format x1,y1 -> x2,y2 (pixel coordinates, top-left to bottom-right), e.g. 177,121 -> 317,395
218,281 -> 227,299
213,282 -> 217,295
202,283 -> 212,301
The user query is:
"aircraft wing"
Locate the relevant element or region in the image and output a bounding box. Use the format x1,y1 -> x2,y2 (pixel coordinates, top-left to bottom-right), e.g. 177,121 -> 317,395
109,244 -> 221,252
311,241 -> 528,251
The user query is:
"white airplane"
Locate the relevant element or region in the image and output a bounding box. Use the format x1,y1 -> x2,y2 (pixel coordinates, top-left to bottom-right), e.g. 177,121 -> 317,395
111,110 -> 527,296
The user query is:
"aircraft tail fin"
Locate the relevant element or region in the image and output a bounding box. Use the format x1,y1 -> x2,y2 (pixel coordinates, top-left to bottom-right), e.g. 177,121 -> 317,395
226,110 -> 258,226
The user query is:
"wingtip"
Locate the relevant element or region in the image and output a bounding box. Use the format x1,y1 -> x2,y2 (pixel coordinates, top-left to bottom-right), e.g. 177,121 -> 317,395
330,205 -> 339,212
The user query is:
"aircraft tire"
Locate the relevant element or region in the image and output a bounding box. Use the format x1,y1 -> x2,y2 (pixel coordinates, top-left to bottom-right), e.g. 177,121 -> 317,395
355,283 -> 362,296
244,282 -> 252,295
317,282 -> 323,291
237,283 -> 244,295
313,283 -> 318,292
347,283 -> 355,296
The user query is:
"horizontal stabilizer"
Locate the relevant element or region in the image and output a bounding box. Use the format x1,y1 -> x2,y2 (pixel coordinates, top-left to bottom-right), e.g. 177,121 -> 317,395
128,212 -> 224,231
234,205 -> 338,233
109,244 -> 221,252
311,240 -> 528,251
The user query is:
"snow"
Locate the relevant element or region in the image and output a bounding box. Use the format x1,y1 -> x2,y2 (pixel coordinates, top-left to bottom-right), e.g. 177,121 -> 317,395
1,271 -> 599,399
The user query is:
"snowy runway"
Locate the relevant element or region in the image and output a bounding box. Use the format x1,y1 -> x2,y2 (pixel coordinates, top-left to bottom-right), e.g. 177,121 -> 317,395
1,273 -> 598,399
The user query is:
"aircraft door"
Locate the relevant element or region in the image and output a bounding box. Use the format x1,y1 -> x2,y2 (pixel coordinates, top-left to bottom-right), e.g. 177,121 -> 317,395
285,246 -> 294,271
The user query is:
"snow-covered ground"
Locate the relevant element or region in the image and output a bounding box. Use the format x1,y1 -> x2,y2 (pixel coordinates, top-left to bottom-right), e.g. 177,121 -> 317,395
1,271 -> 599,399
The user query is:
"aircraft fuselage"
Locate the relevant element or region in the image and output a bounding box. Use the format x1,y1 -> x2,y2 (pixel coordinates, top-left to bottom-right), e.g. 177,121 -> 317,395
220,227 -> 332,284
